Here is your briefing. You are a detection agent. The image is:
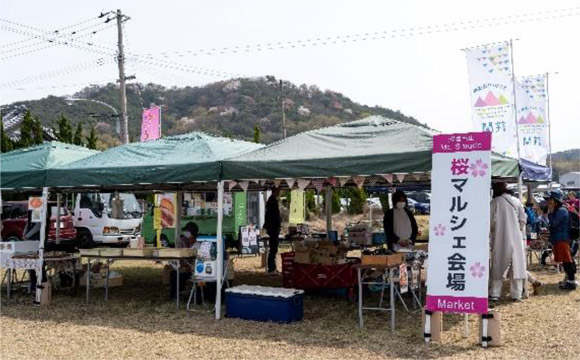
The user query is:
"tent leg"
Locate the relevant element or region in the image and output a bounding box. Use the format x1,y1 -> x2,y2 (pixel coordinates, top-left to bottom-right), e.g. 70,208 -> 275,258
35,187 -> 49,304
56,193 -> 62,244
325,186 -> 332,235
175,192 -> 182,247
215,181 -> 225,320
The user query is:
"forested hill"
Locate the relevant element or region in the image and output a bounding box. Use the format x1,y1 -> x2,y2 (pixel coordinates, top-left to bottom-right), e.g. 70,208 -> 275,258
552,149 -> 580,181
3,76 -> 425,148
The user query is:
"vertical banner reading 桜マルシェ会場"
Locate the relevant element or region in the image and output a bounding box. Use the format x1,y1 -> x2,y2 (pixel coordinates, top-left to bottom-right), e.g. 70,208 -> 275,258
516,75 -> 550,166
140,106 -> 161,142
426,132 -> 492,314
465,43 -> 516,158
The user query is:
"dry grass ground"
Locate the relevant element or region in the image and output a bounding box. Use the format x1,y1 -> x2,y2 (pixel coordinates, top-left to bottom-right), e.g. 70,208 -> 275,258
1,253 -> 579,360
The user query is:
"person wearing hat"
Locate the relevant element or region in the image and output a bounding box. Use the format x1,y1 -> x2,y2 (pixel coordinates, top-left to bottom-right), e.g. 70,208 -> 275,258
547,190 -> 577,290
179,221 -> 199,248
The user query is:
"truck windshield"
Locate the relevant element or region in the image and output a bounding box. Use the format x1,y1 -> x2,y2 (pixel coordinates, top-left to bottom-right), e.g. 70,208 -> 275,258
101,193 -> 142,219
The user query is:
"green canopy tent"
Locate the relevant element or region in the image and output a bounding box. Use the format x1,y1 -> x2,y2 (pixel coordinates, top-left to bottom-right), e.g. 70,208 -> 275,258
222,116 -> 519,182
0,141 -> 99,190
47,132 -> 263,189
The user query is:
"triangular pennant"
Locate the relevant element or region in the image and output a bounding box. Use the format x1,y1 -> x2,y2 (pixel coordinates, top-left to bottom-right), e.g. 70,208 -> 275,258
258,179 -> 267,186
368,176 -> 380,186
326,177 -> 338,187
274,179 -> 282,187
239,181 -> 249,193
228,181 -> 238,191
283,178 -> 295,188
338,177 -> 350,187
352,176 -> 365,188
296,178 -> 310,191
381,174 -> 393,183
311,179 -> 324,192
395,173 -> 406,183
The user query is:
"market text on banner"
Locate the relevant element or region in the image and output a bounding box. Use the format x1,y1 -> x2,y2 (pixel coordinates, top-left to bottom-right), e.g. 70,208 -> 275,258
465,43 -> 516,157
426,132 -> 492,314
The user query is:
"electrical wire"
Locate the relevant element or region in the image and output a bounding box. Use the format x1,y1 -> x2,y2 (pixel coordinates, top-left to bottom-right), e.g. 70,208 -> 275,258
135,6 -> 580,58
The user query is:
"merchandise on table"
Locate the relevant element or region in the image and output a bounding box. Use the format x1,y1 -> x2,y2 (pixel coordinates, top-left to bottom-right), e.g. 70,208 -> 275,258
226,285 -> 304,323
293,240 -> 349,265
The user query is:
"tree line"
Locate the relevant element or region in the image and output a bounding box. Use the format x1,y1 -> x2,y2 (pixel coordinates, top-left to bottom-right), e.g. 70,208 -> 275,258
1,110 -> 98,153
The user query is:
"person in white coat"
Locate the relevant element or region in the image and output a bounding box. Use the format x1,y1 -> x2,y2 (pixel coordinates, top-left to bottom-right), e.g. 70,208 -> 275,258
490,182 -> 528,301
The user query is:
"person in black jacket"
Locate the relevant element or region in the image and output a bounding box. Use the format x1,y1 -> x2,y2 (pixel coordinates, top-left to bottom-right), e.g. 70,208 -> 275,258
384,190 -> 418,251
264,187 -> 281,274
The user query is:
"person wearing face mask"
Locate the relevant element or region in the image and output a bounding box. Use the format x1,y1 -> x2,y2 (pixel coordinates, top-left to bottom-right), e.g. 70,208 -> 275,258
383,190 -> 418,252
170,221 -> 199,300
179,222 -> 199,248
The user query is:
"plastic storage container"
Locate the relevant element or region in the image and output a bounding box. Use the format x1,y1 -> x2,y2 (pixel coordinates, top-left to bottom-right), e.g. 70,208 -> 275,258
226,285 -> 304,323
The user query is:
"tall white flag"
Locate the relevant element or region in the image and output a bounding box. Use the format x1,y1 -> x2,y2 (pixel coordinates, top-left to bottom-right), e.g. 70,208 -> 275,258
516,75 -> 549,165
465,42 -> 517,157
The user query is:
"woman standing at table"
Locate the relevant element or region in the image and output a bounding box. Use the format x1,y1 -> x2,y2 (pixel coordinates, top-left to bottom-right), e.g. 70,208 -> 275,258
384,190 -> 418,252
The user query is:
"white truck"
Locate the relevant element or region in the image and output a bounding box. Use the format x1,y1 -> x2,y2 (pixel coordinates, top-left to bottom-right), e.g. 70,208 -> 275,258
74,192 -> 143,248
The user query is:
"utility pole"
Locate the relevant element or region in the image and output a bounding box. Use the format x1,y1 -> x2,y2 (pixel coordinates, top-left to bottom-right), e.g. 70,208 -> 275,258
116,9 -> 129,144
280,80 -> 286,139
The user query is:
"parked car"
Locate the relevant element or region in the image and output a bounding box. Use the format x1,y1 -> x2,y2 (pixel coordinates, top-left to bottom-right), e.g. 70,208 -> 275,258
1,201 -> 77,244
407,191 -> 431,204
407,198 -> 430,215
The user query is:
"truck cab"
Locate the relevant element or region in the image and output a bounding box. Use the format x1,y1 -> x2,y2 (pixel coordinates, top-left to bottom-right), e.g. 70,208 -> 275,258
74,192 -> 143,248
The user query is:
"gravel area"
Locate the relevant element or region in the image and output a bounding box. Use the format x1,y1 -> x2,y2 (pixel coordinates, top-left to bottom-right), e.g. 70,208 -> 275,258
1,255 -> 579,360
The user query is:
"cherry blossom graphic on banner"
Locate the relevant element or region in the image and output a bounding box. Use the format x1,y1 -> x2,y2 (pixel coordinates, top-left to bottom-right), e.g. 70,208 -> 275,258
426,132 -> 491,314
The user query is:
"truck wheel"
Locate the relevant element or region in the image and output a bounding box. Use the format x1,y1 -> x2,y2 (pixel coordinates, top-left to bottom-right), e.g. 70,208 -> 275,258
4,236 -> 21,242
77,229 -> 95,249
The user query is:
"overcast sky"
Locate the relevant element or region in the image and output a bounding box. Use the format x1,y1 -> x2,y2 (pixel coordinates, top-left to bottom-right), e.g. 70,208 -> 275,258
1,0 -> 578,152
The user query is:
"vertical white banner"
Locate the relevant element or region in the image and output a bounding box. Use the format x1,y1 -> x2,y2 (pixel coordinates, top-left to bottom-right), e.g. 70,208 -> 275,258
426,132 -> 492,314
465,43 -> 517,157
516,75 -> 549,165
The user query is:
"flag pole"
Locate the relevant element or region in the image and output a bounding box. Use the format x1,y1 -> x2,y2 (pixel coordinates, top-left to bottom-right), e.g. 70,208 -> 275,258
545,72 -> 553,186
509,39 -> 524,201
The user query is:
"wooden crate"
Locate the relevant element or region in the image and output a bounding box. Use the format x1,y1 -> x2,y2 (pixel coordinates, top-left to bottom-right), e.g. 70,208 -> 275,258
361,253 -> 405,266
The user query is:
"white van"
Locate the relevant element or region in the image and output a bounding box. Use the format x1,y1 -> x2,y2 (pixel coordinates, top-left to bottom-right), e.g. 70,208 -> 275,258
74,192 -> 143,248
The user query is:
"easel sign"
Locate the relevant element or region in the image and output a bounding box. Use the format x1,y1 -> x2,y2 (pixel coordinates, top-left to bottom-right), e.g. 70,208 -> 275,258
425,132 -> 492,347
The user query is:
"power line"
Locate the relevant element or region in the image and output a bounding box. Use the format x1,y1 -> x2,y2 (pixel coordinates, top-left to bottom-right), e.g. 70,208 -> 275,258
0,15 -> 106,49
136,6 -> 580,58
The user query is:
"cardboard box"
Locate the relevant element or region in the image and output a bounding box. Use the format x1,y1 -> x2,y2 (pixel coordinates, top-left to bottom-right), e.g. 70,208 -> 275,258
421,310 -> 443,342
294,251 -> 311,264
479,311 -> 501,346
361,253 -> 405,266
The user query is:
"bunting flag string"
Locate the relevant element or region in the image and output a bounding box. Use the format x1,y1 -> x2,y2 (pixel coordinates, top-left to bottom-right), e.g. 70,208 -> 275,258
228,181 -> 238,191
395,173 -> 406,183
352,176 -> 366,188
274,179 -> 282,187
381,174 -> 393,183
283,178 -> 296,188
338,177 -> 350,187
296,178 -> 311,191
311,179 -> 325,192
238,181 -> 249,192
326,177 -> 338,187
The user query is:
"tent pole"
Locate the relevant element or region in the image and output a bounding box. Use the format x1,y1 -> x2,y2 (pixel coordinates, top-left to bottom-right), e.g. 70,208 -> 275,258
35,187 -> 49,304
56,193 -> 62,244
175,192 -> 182,247
215,181 -> 225,320
325,186 -> 332,234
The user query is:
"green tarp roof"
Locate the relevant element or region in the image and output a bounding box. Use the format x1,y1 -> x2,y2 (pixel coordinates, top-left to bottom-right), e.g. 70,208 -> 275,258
222,116 -> 519,180
47,132 -> 263,188
1,142 -> 99,190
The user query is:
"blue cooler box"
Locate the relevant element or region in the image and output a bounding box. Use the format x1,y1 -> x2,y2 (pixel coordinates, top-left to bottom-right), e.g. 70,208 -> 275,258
226,285 -> 304,323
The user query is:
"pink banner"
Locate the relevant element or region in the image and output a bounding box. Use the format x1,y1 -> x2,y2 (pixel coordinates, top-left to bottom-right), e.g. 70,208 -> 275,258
141,106 -> 161,142
433,132 -> 491,154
